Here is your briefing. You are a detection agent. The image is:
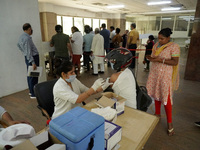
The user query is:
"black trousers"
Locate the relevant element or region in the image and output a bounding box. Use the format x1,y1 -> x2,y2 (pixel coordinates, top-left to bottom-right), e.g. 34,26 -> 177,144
129,44 -> 137,69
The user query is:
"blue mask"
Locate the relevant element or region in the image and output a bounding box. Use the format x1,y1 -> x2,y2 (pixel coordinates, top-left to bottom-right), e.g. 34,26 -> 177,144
65,75 -> 76,82
110,62 -> 114,70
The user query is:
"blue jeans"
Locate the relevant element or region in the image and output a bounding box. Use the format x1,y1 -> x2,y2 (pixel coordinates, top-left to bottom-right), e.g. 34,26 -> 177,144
25,55 -> 39,97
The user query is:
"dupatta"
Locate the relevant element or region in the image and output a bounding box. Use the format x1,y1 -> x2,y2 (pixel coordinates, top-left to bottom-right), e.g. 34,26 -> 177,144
153,42 -> 179,91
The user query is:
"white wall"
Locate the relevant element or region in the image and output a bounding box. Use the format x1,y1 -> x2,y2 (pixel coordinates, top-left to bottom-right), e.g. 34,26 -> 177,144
0,0 -> 46,97
39,2 -> 115,19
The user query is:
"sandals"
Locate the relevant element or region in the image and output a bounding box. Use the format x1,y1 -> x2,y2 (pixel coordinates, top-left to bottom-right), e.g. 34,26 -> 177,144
168,128 -> 175,136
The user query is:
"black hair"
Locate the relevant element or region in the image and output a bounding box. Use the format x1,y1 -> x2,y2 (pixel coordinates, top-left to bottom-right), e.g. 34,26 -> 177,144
159,28 -> 173,37
102,23 -> 106,28
55,25 -> 63,33
84,25 -> 91,34
149,35 -> 155,40
110,26 -> 115,30
54,59 -> 73,77
23,23 -> 31,31
116,28 -> 120,34
90,27 -> 93,32
71,26 -> 79,32
131,23 -> 136,29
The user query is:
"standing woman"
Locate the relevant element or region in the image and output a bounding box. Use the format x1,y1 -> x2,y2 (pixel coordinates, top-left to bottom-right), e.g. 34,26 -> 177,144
146,28 -> 180,136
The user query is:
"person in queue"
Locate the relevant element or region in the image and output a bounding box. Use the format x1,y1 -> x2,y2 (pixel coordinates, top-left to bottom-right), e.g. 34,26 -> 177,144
105,48 -> 137,109
51,60 -> 112,119
146,28 -> 180,136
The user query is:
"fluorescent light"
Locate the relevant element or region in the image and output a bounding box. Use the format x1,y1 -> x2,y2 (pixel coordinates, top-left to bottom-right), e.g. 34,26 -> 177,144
147,1 -> 171,5
161,7 -> 181,11
162,18 -> 172,20
107,5 -> 124,9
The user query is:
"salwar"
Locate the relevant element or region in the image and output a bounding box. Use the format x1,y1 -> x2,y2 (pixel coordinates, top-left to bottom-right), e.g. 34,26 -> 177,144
93,63 -> 104,74
155,92 -> 172,123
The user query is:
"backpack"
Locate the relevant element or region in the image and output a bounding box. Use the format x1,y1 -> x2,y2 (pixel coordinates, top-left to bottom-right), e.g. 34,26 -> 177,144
129,68 -> 152,112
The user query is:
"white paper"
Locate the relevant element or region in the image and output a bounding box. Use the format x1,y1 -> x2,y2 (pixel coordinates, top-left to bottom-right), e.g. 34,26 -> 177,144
89,55 -> 95,61
27,66 -> 43,77
105,122 -> 116,139
45,144 -> 66,150
30,130 -> 48,147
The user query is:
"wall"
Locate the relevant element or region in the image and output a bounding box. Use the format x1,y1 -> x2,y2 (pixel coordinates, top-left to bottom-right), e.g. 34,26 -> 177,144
0,0 -> 46,97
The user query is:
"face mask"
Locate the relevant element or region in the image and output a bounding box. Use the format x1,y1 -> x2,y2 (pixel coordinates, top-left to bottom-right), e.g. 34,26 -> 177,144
65,75 -> 76,82
110,62 -> 114,70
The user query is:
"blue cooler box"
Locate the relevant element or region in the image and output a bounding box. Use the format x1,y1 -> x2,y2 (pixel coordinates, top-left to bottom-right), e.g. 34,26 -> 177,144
49,107 -> 105,150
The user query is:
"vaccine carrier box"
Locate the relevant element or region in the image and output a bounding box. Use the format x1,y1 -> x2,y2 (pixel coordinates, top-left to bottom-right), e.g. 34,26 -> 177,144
49,107 -> 105,150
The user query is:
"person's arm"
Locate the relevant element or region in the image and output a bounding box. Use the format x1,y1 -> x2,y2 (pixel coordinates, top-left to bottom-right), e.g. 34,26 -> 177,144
146,55 -> 179,66
1,111 -> 30,126
50,37 -> 54,47
25,39 -> 37,70
67,43 -> 73,58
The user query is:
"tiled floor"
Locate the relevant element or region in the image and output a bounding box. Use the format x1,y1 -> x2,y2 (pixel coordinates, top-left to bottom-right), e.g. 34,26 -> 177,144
0,49 -> 200,150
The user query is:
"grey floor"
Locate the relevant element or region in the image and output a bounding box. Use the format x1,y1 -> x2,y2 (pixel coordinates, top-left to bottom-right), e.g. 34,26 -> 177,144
0,48 -> 200,150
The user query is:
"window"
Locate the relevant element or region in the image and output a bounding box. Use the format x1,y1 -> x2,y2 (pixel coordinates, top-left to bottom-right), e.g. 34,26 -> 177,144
175,15 -> 189,31
161,16 -> 174,30
148,16 -> 160,31
84,18 -> 92,27
57,16 -> 62,25
100,19 -> 107,26
74,17 -> 84,34
188,16 -> 194,36
93,19 -> 100,30
63,16 -> 73,36
126,21 -> 132,30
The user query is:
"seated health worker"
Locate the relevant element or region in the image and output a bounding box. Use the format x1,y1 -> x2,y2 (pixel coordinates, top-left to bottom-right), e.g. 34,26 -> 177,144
106,48 -> 137,109
52,60 -> 111,119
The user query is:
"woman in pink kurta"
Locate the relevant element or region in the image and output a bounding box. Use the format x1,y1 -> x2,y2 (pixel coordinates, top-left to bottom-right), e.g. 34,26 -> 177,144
146,28 -> 180,136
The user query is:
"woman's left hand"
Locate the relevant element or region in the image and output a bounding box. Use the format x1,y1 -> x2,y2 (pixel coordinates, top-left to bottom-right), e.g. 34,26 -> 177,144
147,56 -> 161,63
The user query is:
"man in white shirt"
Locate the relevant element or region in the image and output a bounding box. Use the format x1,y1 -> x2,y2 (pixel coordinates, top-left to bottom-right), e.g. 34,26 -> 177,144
0,106 -> 29,126
110,26 -> 116,50
91,28 -> 105,75
71,26 -> 83,76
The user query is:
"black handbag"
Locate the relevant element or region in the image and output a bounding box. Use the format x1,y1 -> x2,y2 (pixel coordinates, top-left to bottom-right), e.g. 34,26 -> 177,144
129,68 -> 152,112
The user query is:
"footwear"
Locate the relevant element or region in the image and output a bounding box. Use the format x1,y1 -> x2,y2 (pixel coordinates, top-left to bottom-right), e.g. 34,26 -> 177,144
195,121 -> 200,127
168,128 -> 175,136
30,96 -> 36,99
98,71 -> 104,74
29,93 -> 31,96
92,73 -> 98,76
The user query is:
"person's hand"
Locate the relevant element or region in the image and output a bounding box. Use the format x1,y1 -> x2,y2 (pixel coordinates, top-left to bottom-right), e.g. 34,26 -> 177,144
32,64 -> 37,70
7,120 -> 30,126
102,78 -> 113,90
91,78 -> 104,91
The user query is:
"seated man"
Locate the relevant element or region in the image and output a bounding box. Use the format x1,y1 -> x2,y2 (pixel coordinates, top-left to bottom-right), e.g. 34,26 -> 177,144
105,48 -> 137,109
0,106 -> 29,127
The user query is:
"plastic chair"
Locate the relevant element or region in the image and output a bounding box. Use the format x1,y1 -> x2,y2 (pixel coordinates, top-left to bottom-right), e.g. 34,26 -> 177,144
34,79 -> 57,120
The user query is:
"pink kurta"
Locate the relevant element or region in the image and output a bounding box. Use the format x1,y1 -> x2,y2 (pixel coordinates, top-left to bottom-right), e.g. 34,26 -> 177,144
146,42 -> 180,105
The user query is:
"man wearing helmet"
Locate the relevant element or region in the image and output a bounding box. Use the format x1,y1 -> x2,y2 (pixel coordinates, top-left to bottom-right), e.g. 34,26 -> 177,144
106,48 -> 137,109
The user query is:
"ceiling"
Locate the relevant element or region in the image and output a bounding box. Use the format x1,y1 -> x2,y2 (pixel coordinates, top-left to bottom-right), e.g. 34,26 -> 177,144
38,0 -> 197,15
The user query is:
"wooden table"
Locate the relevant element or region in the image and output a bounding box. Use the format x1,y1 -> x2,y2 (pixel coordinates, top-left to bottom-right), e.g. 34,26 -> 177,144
83,100 -> 159,150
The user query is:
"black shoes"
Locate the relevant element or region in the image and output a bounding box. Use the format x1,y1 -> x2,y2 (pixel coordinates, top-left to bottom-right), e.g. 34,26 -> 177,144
195,121 -> 200,127
92,73 -> 98,76
98,71 -> 104,74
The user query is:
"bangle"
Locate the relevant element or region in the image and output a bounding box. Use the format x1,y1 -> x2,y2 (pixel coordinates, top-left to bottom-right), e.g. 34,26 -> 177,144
162,58 -> 165,64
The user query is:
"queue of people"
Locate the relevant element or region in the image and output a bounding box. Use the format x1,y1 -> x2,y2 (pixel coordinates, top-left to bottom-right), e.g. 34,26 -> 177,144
16,22 -> 182,138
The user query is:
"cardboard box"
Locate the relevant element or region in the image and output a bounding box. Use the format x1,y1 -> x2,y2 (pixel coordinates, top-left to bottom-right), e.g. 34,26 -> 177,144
12,129 -> 65,150
95,92 -> 126,115
105,120 -> 122,150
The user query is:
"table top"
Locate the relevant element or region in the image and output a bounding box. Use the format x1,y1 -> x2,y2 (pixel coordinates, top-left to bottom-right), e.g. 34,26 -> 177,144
83,100 -> 159,150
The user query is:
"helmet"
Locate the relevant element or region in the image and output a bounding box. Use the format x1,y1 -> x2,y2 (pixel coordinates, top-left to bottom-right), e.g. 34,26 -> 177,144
105,48 -> 132,71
